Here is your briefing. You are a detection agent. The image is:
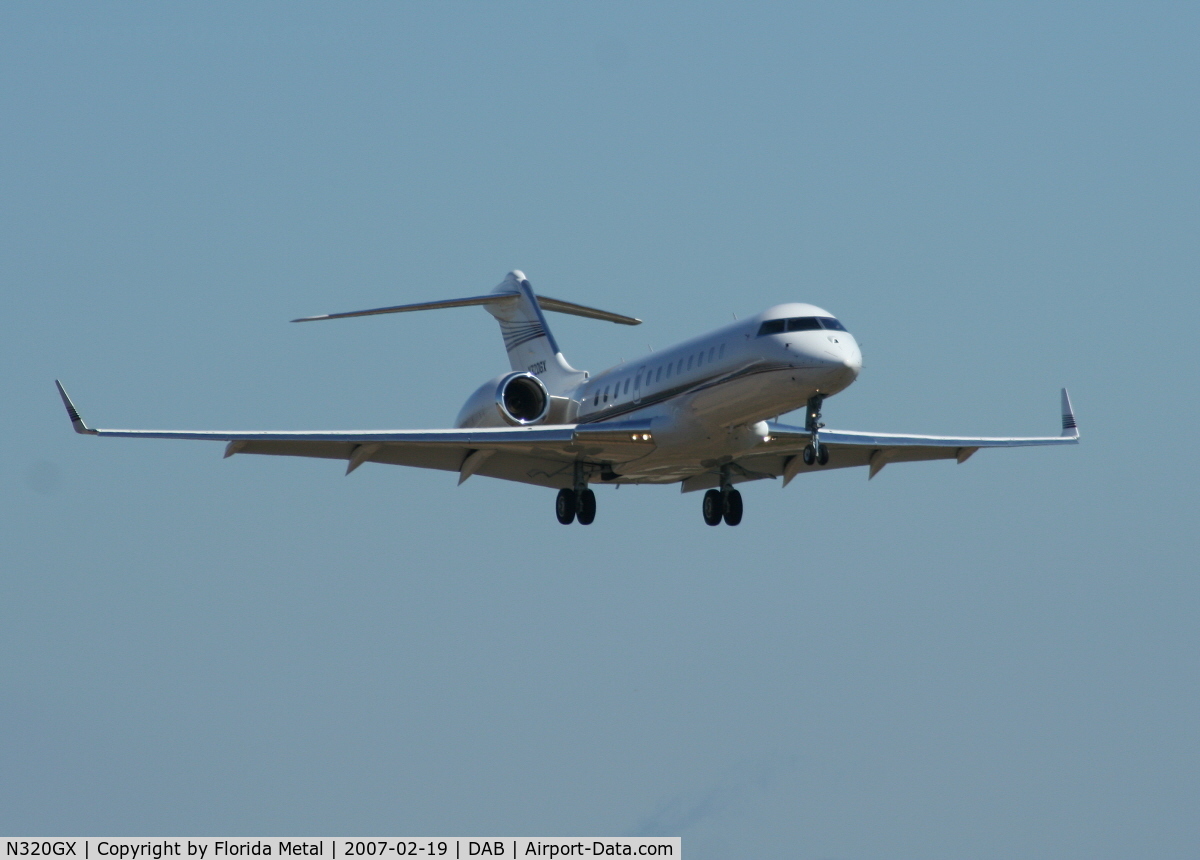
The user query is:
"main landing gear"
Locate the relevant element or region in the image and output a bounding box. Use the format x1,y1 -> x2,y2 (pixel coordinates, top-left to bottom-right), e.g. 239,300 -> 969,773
702,466 -> 744,526
556,462 -> 596,525
702,488 -> 743,526
801,393 -> 830,467
556,487 -> 596,525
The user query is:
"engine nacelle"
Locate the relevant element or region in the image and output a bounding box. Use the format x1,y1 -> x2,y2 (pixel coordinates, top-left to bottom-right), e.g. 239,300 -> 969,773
455,371 -> 552,428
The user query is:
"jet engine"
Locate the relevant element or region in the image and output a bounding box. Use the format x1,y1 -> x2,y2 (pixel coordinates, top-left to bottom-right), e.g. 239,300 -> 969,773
455,371 -> 552,428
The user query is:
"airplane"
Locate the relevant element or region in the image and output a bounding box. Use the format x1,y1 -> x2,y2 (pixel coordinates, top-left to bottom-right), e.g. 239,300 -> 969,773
55,270 -> 1079,526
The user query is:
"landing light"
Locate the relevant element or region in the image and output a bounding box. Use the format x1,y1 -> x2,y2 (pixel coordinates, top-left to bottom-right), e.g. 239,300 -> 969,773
630,432 -> 653,441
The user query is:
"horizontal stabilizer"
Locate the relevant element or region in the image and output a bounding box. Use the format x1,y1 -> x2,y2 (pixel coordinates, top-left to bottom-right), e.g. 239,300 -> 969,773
533,294 -> 641,325
292,293 -> 508,322
293,292 -> 640,325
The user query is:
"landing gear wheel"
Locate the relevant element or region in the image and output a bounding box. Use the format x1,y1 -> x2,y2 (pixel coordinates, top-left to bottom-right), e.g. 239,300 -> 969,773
702,489 -> 724,526
556,488 -> 576,524
722,489 -> 743,526
817,445 -> 829,466
576,489 -> 596,525
802,444 -> 816,466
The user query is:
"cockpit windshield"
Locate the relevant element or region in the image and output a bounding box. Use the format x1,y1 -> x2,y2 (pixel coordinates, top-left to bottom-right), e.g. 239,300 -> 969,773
757,316 -> 847,336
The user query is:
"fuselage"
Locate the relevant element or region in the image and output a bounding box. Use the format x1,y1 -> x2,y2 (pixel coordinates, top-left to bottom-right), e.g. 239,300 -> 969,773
456,303 -> 863,482
575,303 -> 861,425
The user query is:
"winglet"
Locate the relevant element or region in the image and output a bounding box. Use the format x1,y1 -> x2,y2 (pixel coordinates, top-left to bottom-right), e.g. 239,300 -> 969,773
1060,388 -> 1079,438
55,380 -> 95,434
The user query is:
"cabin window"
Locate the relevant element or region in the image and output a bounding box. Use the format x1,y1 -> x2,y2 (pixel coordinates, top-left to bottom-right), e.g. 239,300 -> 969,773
635,373 -> 642,389
623,378 -> 630,394
666,363 -> 673,378
593,392 -> 599,406
687,355 -> 694,370
655,366 -> 662,382
708,347 -> 715,362
719,343 -> 725,358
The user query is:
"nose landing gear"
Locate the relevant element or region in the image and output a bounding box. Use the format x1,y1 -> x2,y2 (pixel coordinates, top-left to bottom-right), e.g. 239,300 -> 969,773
802,443 -> 830,466
803,394 -> 830,467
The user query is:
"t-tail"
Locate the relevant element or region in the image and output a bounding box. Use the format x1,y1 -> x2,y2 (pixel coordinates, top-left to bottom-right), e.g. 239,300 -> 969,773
486,271 -> 585,390
292,270 -> 640,394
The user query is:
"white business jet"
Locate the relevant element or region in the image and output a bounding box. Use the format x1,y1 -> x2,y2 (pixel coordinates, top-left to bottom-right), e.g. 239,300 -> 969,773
56,270 -> 1079,526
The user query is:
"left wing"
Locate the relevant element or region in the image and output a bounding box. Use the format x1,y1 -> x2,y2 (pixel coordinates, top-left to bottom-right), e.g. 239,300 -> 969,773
683,389 -> 1079,491
54,381 -> 654,488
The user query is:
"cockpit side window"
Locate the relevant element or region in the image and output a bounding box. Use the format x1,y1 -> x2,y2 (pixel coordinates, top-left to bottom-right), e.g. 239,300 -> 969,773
757,319 -> 786,336
818,317 -> 847,331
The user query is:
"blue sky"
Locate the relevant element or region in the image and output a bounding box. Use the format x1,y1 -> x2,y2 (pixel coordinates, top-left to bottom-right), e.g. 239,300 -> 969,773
2,3 -> 1198,857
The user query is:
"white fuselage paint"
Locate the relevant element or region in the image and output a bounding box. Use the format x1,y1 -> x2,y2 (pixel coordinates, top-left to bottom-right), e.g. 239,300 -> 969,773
457,303 -> 863,482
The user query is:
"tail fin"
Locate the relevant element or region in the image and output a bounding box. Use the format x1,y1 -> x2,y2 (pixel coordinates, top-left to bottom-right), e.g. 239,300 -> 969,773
486,271 -> 584,390
292,270 -> 640,393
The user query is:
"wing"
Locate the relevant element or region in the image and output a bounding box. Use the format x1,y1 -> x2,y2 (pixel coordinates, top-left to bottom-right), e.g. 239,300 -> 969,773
681,389 -> 1080,492
54,381 -> 655,489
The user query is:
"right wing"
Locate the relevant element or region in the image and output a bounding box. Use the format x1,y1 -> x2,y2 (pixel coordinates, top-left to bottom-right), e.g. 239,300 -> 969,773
682,389 -> 1080,492
55,381 -> 654,488
773,388 -> 1079,482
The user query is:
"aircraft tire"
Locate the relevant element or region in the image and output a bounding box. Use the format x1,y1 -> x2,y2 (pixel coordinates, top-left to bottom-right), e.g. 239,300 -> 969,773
722,490 -> 743,526
702,489 -> 723,526
817,445 -> 829,466
556,488 -> 577,524
577,489 -> 597,525
802,445 -> 816,466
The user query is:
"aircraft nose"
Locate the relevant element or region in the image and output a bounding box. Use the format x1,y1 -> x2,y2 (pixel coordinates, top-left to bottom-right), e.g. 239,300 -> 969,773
843,342 -> 862,376
813,337 -> 861,391
821,339 -> 860,372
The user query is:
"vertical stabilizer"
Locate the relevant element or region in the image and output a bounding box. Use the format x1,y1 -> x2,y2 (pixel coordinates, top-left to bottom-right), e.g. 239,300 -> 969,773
486,271 -> 586,393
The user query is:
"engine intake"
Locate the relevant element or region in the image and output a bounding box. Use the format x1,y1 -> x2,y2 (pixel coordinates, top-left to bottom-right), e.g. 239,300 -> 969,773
496,371 -> 550,425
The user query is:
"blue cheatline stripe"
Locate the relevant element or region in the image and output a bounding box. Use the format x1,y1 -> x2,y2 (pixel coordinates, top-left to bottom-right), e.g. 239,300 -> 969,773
502,330 -> 546,350
500,320 -> 547,351
577,362 -> 794,424
506,332 -> 545,350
